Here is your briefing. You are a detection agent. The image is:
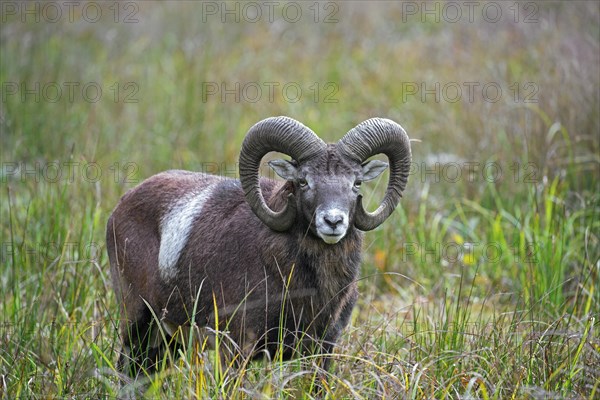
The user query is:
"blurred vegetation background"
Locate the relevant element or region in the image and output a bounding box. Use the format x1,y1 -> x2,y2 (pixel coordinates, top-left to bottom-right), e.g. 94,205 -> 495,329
1,1 -> 598,398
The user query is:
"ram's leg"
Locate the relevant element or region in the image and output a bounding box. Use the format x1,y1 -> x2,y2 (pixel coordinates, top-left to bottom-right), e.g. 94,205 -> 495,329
313,285 -> 358,377
318,340 -> 336,372
118,307 -> 170,378
298,336 -> 337,395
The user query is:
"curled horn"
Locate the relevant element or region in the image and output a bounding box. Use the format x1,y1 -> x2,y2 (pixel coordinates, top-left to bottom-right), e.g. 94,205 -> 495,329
338,118 -> 412,231
239,116 -> 326,231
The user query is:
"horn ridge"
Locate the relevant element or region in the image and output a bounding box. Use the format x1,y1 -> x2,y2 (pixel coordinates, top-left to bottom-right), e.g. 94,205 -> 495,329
339,118 -> 412,231
239,116 -> 326,231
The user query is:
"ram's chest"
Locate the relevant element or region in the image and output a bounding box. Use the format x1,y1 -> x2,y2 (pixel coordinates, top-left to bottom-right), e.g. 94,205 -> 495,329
292,249 -> 359,322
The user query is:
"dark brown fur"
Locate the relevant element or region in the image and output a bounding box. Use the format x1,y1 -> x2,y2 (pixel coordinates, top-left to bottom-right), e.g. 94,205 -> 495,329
106,170 -> 362,375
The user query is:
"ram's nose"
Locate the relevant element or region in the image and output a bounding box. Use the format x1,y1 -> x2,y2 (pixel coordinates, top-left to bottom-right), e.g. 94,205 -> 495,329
323,213 -> 344,229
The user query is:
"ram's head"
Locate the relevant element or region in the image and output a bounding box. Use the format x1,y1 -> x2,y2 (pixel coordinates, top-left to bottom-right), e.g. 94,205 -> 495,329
239,117 -> 412,242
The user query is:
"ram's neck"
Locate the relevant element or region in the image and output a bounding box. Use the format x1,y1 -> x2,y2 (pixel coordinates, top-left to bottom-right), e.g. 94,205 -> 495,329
295,228 -> 362,299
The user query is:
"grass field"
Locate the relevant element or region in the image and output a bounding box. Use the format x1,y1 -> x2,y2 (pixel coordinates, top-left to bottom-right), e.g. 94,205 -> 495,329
1,1 -> 599,398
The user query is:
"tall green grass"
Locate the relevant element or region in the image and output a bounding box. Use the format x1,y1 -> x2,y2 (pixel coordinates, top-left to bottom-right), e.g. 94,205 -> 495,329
1,1 -> 599,398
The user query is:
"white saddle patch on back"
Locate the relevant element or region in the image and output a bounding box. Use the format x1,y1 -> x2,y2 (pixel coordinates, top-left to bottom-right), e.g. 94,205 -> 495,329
158,184 -> 215,280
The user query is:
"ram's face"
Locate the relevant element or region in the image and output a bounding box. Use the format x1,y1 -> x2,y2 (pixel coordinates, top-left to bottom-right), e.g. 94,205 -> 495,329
269,148 -> 388,244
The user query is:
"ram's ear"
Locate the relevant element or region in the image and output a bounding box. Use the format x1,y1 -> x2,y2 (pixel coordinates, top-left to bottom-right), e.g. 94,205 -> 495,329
268,159 -> 298,181
361,159 -> 389,181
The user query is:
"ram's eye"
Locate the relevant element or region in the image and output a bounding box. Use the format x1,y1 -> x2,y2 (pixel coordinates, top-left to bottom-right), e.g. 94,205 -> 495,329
298,178 -> 308,188
354,180 -> 362,188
